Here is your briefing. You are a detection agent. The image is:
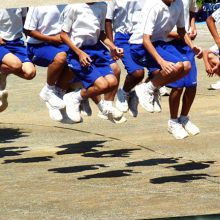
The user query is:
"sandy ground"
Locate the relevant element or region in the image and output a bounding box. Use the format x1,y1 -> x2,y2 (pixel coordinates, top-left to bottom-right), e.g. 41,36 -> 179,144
0,23 -> 220,220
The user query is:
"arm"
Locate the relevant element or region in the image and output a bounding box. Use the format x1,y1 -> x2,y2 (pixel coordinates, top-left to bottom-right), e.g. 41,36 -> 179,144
206,15 -> 220,50
99,31 -> 124,60
105,19 -> 114,42
189,11 -> 197,40
203,49 -> 214,76
177,27 -> 203,59
143,34 -> 178,74
24,29 -> 63,45
60,31 -> 91,67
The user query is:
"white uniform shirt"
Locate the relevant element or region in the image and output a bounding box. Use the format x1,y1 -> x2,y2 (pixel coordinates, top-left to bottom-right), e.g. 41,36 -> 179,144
106,0 -> 144,34
0,8 -> 27,41
24,5 -> 65,44
212,8 -> 220,24
210,44 -> 219,56
61,3 -> 107,48
129,0 -> 185,44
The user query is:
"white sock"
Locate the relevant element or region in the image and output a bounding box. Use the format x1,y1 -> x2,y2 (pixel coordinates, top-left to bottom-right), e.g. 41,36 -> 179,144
145,81 -> 157,92
74,89 -> 83,101
104,100 -> 113,107
170,118 -> 179,123
97,100 -> 105,112
46,83 -> 55,90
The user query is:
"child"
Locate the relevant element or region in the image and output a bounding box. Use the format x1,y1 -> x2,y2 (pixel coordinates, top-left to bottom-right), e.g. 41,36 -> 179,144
129,0 -> 202,139
24,5 -> 74,122
105,0 -> 145,116
203,44 -> 220,84
0,8 -> 36,112
164,0 -> 201,138
206,7 -> 220,90
60,2 -> 124,123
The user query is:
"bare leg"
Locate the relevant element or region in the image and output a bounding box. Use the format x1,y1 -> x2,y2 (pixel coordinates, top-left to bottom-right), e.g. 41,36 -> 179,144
180,86 -> 196,116
169,88 -> 184,119
47,52 -> 67,86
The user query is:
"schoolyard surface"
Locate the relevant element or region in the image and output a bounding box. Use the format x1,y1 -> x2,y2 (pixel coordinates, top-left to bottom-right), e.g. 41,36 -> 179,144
0,23 -> 220,220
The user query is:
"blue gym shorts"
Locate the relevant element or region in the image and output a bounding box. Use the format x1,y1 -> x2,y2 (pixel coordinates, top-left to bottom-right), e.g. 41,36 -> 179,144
0,38 -> 31,63
67,41 -> 114,89
130,40 -> 189,74
166,40 -> 197,88
114,32 -> 144,74
27,42 -> 69,67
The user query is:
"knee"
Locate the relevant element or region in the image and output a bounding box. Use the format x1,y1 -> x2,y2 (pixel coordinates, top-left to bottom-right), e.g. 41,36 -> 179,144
54,52 -> 67,65
183,61 -> 191,74
10,61 -> 23,73
95,80 -> 109,93
133,69 -> 145,80
175,62 -> 184,73
107,75 -> 118,89
24,68 -> 36,80
111,63 -> 121,78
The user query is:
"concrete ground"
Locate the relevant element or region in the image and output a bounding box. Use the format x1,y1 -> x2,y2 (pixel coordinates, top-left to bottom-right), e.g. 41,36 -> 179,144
0,23 -> 220,220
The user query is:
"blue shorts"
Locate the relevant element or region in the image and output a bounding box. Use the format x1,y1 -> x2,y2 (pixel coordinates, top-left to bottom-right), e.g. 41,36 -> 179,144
130,41 -> 189,74
114,32 -> 144,74
166,40 -> 197,88
0,39 -> 31,63
27,43 -> 69,67
67,41 -> 114,89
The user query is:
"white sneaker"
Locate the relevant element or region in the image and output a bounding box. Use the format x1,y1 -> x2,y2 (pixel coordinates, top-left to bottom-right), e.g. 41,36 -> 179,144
40,85 -> 65,109
168,119 -> 189,139
46,102 -> 63,122
0,90 -> 8,112
153,89 -> 162,113
128,90 -> 138,117
210,80 -> 220,90
80,99 -> 92,116
97,110 -> 127,124
135,83 -> 154,113
179,116 -> 200,136
116,88 -> 129,112
60,108 -> 75,124
0,73 -> 7,90
63,91 -> 82,123
159,86 -> 169,96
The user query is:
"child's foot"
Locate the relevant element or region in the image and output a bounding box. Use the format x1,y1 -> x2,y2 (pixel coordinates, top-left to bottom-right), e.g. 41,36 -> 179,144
179,116 -> 200,136
168,119 -> 189,139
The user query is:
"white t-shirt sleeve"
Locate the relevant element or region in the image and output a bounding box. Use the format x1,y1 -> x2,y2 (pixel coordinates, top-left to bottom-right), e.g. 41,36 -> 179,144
210,44 -> 219,56
189,0 -> 198,13
176,2 -> 185,28
212,8 -> 220,24
24,7 -> 39,30
61,5 -> 75,33
143,8 -> 157,36
106,0 -> 114,20
100,3 -> 107,31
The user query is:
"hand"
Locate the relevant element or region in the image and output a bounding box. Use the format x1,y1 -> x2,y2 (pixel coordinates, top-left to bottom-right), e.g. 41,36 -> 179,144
79,51 -> 92,67
188,29 -> 197,40
192,45 -> 203,59
206,63 -> 214,77
160,60 -> 178,75
0,38 -> 6,45
111,47 -> 124,60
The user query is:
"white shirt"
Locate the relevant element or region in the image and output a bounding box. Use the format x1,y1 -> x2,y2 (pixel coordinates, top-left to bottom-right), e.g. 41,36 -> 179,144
106,0 -> 144,34
61,3 -> 107,48
130,0 -> 185,44
171,0 -> 198,33
0,8 -> 27,41
24,5 -> 65,44
212,8 -> 220,24
210,44 -> 219,56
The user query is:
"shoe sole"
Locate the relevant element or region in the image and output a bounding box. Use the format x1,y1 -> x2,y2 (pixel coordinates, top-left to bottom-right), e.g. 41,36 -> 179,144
0,91 -> 8,112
